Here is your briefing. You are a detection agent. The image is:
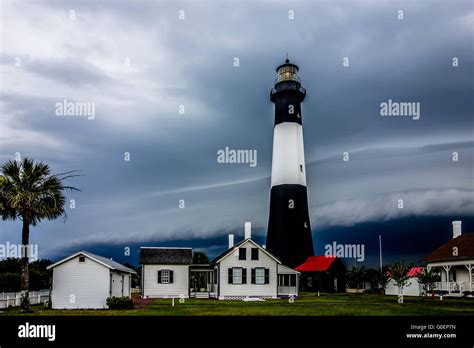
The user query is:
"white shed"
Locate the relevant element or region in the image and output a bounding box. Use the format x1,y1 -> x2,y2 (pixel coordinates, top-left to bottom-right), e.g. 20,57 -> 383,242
47,250 -> 136,309
385,277 -> 424,297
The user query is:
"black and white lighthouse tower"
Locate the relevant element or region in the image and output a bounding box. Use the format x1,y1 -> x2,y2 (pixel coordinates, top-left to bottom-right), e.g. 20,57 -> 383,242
266,59 -> 314,268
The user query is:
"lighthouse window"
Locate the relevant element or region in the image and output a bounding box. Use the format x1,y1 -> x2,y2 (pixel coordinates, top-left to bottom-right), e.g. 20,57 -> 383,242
299,165 -> 303,172
277,65 -> 298,82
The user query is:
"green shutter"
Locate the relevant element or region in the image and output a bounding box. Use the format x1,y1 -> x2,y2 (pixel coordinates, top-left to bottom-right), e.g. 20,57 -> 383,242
251,268 -> 255,284
242,268 -> 247,284
157,270 -> 162,283
265,268 -> 269,284
228,268 -> 233,284
170,270 -> 174,283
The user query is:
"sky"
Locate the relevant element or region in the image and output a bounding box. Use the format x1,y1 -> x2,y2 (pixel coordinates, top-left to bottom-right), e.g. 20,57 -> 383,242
0,0 -> 473,267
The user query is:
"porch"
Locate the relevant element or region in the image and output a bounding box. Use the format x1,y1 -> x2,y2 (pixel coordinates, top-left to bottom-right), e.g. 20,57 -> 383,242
189,264 -> 218,299
427,261 -> 474,296
277,273 -> 298,297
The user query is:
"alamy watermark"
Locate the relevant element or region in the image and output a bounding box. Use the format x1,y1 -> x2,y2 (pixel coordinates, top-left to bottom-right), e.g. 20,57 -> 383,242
18,322 -> 55,342
380,99 -> 420,120
55,99 -> 95,120
325,242 -> 365,262
217,147 -> 257,167
0,242 -> 38,261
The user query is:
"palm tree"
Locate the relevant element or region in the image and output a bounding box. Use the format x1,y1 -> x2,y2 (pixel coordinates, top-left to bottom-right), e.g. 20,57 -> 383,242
0,158 -> 80,309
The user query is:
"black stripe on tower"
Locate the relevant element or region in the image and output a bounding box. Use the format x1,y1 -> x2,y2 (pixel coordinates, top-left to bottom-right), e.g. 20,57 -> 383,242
266,184 -> 314,268
271,81 -> 306,126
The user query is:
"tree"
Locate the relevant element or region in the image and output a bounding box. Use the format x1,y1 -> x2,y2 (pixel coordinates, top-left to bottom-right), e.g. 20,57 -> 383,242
0,158 -> 80,309
417,267 -> 440,297
192,251 -> 209,264
346,266 -> 366,290
387,260 -> 412,303
378,272 -> 390,294
123,263 -> 141,288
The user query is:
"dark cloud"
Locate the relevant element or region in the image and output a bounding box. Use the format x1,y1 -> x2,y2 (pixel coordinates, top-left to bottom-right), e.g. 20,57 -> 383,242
0,0 -> 473,263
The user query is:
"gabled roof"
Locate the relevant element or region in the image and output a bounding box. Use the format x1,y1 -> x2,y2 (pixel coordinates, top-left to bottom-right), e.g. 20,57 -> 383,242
211,239 -> 281,265
424,233 -> 474,263
47,250 -> 136,274
210,239 -> 246,264
295,256 -> 336,272
140,247 -> 192,265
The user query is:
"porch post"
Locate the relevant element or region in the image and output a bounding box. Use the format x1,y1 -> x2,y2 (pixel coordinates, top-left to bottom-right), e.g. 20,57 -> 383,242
465,264 -> 472,292
442,265 -> 452,293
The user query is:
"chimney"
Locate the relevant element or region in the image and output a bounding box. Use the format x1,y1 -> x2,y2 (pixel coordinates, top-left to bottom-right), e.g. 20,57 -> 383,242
228,234 -> 234,248
244,222 -> 252,240
452,221 -> 462,238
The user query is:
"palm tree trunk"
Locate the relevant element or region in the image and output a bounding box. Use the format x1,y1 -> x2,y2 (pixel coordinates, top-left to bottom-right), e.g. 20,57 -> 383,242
20,213 -> 30,310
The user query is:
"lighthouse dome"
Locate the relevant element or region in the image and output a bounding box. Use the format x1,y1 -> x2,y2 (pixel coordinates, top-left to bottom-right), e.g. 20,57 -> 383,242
275,59 -> 300,84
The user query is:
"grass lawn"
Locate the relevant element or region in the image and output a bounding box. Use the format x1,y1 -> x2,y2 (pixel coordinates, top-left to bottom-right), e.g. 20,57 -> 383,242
2,293 -> 474,316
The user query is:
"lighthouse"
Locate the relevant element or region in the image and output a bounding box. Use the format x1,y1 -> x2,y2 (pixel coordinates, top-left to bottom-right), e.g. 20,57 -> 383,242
266,59 -> 314,268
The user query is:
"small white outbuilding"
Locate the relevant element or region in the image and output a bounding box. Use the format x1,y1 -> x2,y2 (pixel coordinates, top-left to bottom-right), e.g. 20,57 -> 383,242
47,250 -> 136,309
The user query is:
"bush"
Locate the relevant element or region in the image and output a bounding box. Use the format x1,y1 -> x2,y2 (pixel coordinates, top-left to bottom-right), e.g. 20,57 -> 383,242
106,296 -> 134,310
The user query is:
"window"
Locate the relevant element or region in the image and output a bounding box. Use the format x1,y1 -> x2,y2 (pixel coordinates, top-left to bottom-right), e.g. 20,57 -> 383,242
253,268 -> 269,284
161,270 -> 170,284
290,274 -> 296,287
158,270 -> 174,284
79,256 -> 85,263
251,248 -> 259,260
255,268 -> 265,285
299,164 -> 303,172
279,274 -> 290,286
232,268 -> 243,284
239,248 -> 246,260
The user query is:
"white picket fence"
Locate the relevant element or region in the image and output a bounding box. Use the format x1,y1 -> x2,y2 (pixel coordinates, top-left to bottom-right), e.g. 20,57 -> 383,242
0,289 -> 50,309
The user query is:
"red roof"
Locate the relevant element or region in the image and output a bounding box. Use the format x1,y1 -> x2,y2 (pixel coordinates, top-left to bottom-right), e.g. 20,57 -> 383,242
407,266 -> 423,277
295,256 -> 336,272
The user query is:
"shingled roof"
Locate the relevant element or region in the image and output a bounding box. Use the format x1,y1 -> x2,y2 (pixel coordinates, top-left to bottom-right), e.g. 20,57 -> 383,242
424,233 -> 474,263
47,250 -> 136,274
140,247 -> 192,265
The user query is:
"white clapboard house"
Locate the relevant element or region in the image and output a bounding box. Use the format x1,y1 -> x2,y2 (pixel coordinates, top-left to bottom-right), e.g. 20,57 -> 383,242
140,222 -> 299,300
424,221 -> 474,296
47,250 -> 136,309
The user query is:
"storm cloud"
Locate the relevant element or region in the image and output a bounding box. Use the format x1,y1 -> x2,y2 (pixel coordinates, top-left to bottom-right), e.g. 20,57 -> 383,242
0,0 -> 473,260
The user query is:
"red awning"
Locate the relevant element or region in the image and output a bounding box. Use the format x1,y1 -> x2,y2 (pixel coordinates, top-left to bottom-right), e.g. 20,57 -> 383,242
295,256 -> 336,272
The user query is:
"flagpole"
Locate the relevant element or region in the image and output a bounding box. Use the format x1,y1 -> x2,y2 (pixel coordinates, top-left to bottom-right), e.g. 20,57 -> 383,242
379,235 -> 383,276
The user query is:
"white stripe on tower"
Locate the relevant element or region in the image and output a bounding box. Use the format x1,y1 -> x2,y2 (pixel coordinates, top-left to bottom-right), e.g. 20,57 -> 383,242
270,122 -> 307,187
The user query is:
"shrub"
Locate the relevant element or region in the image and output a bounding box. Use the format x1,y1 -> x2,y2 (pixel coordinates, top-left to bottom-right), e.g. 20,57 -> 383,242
106,296 -> 134,310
